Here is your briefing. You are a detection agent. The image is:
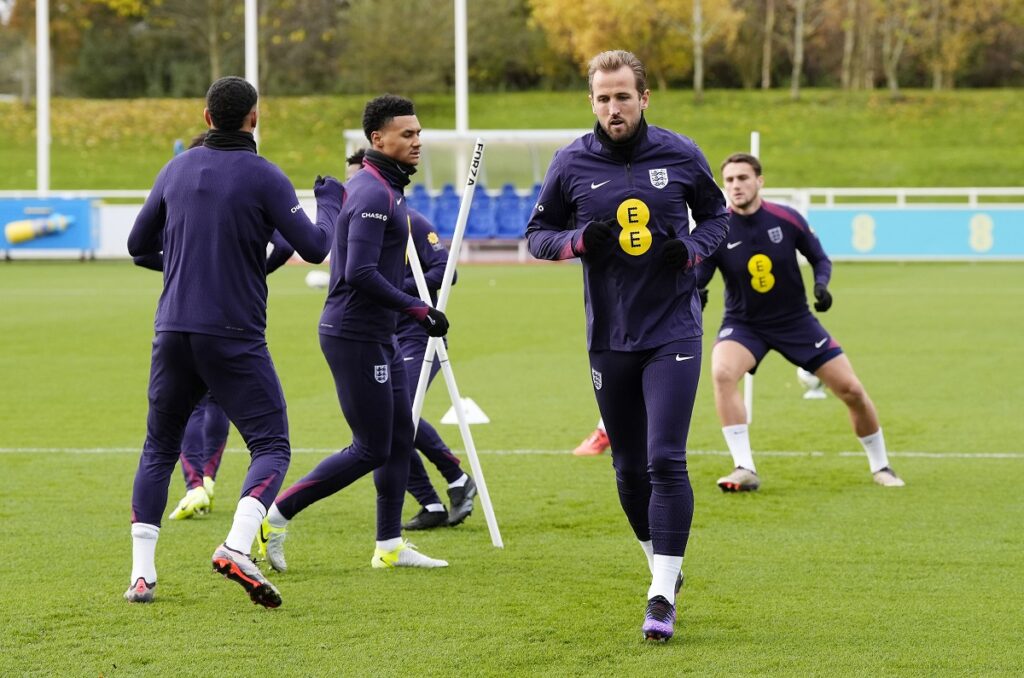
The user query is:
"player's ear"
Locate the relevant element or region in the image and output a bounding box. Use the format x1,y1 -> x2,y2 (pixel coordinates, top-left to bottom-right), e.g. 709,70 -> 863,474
203,108 -> 213,128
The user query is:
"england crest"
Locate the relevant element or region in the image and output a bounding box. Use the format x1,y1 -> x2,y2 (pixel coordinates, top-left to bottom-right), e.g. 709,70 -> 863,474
374,364 -> 389,384
591,367 -> 603,391
649,168 -> 668,189
768,226 -> 783,244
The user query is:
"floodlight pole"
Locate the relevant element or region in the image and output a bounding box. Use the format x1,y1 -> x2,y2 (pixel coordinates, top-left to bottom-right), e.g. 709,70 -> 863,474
245,0 -> 260,147
453,0 -> 469,186
36,0 -> 50,195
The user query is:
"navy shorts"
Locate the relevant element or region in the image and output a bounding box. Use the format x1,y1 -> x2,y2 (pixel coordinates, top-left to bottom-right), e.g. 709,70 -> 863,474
715,314 -> 843,374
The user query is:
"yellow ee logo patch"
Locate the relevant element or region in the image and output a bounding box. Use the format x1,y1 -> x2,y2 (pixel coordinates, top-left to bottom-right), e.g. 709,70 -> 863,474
427,231 -> 440,245
969,214 -> 994,252
616,198 -> 652,256
747,254 -> 775,293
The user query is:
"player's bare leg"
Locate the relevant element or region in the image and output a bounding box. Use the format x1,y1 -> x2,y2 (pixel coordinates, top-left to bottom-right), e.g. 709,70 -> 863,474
711,341 -> 760,491
816,355 -> 904,487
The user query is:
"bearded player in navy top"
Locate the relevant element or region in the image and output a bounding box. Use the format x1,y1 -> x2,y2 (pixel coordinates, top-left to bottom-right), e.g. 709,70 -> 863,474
258,95 -> 450,572
527,50 -> 728,643
124,76 -> 342,608
696,153 -> 904,492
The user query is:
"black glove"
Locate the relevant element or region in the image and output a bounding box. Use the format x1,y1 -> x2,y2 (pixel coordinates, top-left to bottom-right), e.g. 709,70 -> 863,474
659,238 -> 690,269
813,282 -> 833,312
698,287 -> 708,310
581,219 -> 616,255
418,307 -> 449,337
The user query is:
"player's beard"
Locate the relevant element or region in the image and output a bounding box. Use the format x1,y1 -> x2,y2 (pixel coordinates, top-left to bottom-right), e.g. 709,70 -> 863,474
603,116 -> 639,141
731,192 -> 759,211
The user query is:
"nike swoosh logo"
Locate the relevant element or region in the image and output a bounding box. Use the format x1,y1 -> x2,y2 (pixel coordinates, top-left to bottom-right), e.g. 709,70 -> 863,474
397,197 -> 403,204
675,355 -> 695,361
727,241 -> 742,249
590,180 -> 611,190
815,337 -> 828,348
403,357 -> 415,361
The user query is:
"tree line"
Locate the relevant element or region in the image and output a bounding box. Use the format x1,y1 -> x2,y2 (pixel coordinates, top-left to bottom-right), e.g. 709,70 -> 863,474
0,0 -> 1020,101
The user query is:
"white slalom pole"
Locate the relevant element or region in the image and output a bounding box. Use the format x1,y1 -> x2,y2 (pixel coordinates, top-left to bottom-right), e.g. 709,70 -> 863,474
743,131 -> 760,424
410,139 -> 484,426
406,232 -> 503,548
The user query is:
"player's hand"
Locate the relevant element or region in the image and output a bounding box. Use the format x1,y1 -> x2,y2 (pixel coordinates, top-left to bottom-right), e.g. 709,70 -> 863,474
813,283 -> 833,312
581,219 -> 617,256
417,307 -> 449,337
659,238 -> 690,269
698,287 -> 708,310
313,175 -> 343,199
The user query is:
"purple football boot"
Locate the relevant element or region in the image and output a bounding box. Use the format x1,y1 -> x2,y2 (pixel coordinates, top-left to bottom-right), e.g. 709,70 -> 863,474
642,595 -> 676,642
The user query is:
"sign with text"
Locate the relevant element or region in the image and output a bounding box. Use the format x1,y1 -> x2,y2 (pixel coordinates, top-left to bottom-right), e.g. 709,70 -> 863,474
806,207 -> 1024,258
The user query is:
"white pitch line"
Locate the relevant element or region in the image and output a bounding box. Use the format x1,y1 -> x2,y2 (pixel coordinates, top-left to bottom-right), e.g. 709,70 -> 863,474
0,447 -> 1021,459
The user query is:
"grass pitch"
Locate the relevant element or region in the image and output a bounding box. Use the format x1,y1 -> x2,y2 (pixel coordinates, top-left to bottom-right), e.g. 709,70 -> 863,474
1,261 -> 1022,676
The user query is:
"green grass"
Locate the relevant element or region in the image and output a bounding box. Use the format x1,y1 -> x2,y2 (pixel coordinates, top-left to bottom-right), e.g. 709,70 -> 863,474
1,261 -> 1022,675
1,89 -> 1022,190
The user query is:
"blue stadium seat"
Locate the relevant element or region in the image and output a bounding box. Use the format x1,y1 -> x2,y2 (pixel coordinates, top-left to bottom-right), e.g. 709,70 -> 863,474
494,183 -> 526,239
465,186 -> 496,239
407,183 -> 433,222
433,184 -> 460,238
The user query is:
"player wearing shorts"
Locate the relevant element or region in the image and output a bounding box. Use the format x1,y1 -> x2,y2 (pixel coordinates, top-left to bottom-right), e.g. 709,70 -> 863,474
696,153 -> 905,491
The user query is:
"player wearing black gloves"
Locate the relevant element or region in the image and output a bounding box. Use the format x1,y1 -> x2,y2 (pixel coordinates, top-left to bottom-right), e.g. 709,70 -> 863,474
695,152 -> 904,493
260,94 -> 449,574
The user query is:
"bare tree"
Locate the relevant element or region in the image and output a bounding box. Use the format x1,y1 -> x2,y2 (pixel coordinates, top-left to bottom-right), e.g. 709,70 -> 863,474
693,0 -> 705,101
879,0 -> 920,97
789,0 -> 806,99
840,0 -> 856,89
761,0 -> 775,88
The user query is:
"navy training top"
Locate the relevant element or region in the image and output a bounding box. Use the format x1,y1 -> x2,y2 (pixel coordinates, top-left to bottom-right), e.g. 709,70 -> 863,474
128,145 -> 336,340
318,160 -> 428,343
395,208 -> 455,345
695,201 -> 832,325
526,124 -> 729,351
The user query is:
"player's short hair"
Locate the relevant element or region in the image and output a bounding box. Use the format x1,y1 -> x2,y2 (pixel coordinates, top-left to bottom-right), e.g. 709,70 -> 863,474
587,50 -> 647,94
721,152 -> 763,176
188,131 -> 208,149
362,95 -> 416,142
346,148 -> 367,167
205,76 -> 258,131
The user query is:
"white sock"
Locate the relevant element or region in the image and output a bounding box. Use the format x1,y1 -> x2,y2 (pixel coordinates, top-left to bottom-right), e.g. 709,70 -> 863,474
859,428 -> 890,473
224,496 -> 267,553
597,418 -> 606,433
723,424 -> 756,472
638,539 -> 655,574
130,523 -> 159,584
647,554 -> 684,605
376,536 -> 403,552
267,503 -> 289,529
448,474 -> 468,489
425,503 -> 445,512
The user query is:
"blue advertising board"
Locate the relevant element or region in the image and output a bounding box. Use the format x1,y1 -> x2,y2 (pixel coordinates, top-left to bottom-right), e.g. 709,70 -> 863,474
806,207 -> 1024,258
0,198 -> 99,253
